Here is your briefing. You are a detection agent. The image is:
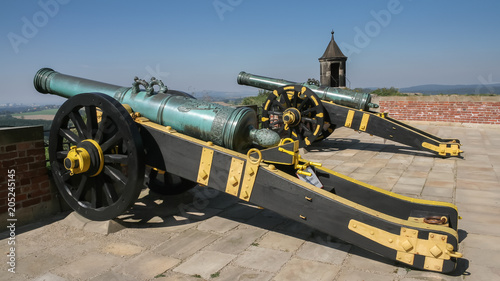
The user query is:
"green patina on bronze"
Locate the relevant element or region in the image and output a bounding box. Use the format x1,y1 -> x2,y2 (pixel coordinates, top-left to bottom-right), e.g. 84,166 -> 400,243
34,68 -> 279,151
237,71 -> 378,110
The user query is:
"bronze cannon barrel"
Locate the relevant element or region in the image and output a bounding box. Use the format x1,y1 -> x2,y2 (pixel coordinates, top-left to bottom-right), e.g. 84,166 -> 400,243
237,71 -> 378,110
34,68 -> 280,151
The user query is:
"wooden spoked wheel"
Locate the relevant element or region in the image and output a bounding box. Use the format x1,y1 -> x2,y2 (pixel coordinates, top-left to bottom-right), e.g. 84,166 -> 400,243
261,85 -> 326,146
49,93 -> 144,221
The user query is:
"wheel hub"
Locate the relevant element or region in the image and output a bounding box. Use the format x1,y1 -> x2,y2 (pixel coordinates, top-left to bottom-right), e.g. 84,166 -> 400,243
282,108 -> 301,128
63,139 -> 104,177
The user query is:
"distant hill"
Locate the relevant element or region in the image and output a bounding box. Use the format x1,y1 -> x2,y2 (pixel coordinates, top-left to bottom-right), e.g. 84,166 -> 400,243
0,115 -> 52,131
0,104 -> 60,115
399,83 -> 500,95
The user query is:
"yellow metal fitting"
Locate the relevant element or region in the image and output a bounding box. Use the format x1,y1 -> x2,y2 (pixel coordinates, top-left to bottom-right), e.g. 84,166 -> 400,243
239,148 -> 261,202
345,110 -> 355,128
348,219 -> 463,271
247,148 -> 262,165
296,164 -> 307,170
401,239 -> 414,252
297,170 -> 312,177
85,139 -> 104,177
283,111 -> 296,125
228,176 -> 239,186
422,142 -> 463,156
360,113 -> 370,131
445,244 -> 463,258
278,138 -> 291,145
200,170 -> 209,180
225,158 -> 244,196
64,145 -> 91,176
378,112 -> 388,118
294,158 -> 322,177
430,245 -> 443,258
122,104 -> 134,114
197,148 -> 214,185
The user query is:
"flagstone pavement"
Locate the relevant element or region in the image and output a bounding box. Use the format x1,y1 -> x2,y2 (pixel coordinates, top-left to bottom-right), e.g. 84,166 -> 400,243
1,122 -> 499,281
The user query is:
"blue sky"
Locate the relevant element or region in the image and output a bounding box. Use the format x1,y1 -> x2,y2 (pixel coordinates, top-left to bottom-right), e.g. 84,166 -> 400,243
1,0 -> 500,104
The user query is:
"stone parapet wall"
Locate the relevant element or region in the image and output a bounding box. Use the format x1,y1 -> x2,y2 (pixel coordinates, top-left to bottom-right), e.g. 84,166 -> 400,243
0,126 -> 60,228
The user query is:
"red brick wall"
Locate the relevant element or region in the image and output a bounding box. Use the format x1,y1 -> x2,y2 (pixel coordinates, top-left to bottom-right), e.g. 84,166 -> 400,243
377,96 -> 500,125
1,126 -> 58,227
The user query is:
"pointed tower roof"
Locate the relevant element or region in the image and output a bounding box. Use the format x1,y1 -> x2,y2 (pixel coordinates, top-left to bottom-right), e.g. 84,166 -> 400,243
319,31 -> 346,60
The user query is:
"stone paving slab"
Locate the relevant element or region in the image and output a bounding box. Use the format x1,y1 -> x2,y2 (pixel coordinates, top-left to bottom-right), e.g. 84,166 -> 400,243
335,269 -> 399,281
52,253 -> 124,280
156,272 -> 205,281
205,225 -> 267,255
154,228 -> 221,259
214,265 -> 274,281
89,271 -> 137,281
244,209 -> 287,230
113,252 -> 180,280
33,273 -> 68,281
196,216 -> 240,234
296,240 -> 351,265
14,252 -> 66,278
172,250 -> 235,279
1,123 -> 500,280
102,242 -> 145,257
233,246 -> 292,272
272,258 -> 340,281
463,233 -> 500,251
257,231 -> 305,252
392,183 -> 424,196
343,246 -> 399,275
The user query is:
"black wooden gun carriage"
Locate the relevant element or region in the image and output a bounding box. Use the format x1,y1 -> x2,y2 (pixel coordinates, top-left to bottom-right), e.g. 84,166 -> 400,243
238,71 -> 462,157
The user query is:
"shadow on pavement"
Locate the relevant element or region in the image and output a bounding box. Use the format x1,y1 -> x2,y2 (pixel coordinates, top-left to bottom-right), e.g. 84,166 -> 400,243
115,185 -> 399,268
114,184 -> 470,275
307,138 -> 437,158
0,211 -> 70,239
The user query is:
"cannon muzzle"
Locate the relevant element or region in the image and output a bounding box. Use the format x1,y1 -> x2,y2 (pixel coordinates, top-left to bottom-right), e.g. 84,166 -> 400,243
237,71 -> 378,110
34,68 -> 280,151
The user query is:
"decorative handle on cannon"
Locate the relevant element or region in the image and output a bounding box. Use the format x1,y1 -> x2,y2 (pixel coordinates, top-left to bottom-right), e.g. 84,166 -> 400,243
132,76 -> 168,95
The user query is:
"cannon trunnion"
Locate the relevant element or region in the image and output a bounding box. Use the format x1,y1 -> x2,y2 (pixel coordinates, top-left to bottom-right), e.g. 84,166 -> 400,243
35,68 -> 463,273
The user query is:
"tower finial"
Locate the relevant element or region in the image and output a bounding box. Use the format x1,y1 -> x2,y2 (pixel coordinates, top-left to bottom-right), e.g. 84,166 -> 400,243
331,29 -> 334,39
